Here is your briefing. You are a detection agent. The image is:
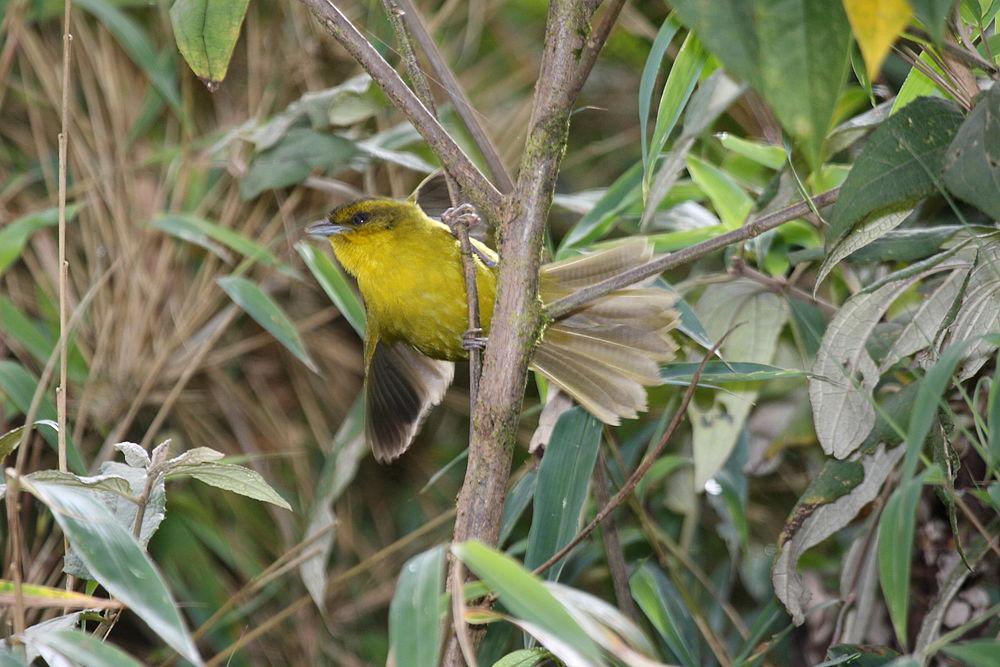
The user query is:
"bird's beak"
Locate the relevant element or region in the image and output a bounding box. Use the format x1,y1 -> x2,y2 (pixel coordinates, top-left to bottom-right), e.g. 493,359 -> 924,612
306,220 -> 348,238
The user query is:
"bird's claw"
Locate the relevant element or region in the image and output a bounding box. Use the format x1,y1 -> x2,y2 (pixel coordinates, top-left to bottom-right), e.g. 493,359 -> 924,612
462,328 -> 488,351
442,203 -> 479,231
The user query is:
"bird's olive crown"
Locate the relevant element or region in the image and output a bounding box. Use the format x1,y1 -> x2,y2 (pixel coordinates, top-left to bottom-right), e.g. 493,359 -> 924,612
327,198 -> 416,232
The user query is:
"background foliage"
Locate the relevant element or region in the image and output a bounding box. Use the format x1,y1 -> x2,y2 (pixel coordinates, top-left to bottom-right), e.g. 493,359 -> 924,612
0,0 -> 998,665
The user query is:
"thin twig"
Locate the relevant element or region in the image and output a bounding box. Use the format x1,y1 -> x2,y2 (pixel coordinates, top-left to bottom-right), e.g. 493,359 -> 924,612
730,257 -> 837,315
393,0 -> 514,193
593,450 -> 639,623
4,470 -> 26,642
56,2 -> 72,472
531,331 -> 728,577
296,0 -> 503,215
570,0 -> 627,95
545,188 -> 841,319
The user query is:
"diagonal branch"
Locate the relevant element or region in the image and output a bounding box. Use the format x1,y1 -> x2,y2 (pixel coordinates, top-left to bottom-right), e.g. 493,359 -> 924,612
297,0 -> 504,215
545,187 -> 841,319
393,0 -> 515,193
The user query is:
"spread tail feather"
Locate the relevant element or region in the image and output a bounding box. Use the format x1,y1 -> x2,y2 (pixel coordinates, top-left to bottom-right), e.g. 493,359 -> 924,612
533,240 -> 678,425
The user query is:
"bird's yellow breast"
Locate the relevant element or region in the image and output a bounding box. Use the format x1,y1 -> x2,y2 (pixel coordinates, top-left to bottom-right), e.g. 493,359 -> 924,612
330,213 -> 496,361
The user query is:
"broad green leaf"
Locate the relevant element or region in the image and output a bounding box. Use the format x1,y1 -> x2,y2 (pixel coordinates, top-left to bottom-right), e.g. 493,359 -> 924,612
878,473 -> 926,649
452,541 -> 603,665
558,162 -> 642,256
240,128 -> 361,200
844,0 -> 913,80
0,206 -> 79,275
645,31 -> 706,193
718,133 -> 786,169
828,97 -> 964,247
169,0 -> 250,90
295,241 -> 366,338
630,563 -> 700,666
774,443 -> 904,624
686,155 -> 752,230
670,0 -> 852,168
941,640 -> 1000,666
152,214 -> 289,273
0,580 -> 122,610
911,0 -> 954,43
0,420 -> 57,464
942,86 -> 1000,219
0,362 -> 86,473
76,0 -> 182,113
661,361 -> 805,385
217,275 -> 318,373
167,461 -> 292,510
691,281 -> 786,486
640,16 -> 681,171
389,545 -> 446,667
28,629 -> 142,667
492,648 -> 552,667
26,470 -> 132,498
524,408 -> 601,581
20,480 -> 200,664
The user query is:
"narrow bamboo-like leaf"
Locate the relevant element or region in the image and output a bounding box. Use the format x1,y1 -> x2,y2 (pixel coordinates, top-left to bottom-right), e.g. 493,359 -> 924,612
295,241 -> 366,337
452,541 -> 603,665
152,215 -> 288,272
718,133 -> 786,169
558,162 -> 643,255
843,0 -> 913,80
686,155 -> 752,230
892,51 -> 950,113
941,640 -> 1000,666
389,545 -> 446,667
828,97 -> 964,247
630,563 -> 700,667
76,0 -> 182,113
878,474 -> 926,650
524,408 -> 602,582
0,206 -> 79,275
661,361 -> 805,385
28,629 -> 142,667
0,580 -> 122,610
989,363 -> 1000,472
640,16 -> 681,171
0,297 -> 88,381
0,420 -> 57,463
499,470 -> 537,547
217,275 -> 318,372
167,461 -> 292,510
645,31 -> 706,193
21,479 -> 201,664
169,0 -> 250,90
492,648 -> 552,667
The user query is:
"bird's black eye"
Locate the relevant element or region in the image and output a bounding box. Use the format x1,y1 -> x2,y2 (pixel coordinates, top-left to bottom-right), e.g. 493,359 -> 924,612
352,212 -> 370,225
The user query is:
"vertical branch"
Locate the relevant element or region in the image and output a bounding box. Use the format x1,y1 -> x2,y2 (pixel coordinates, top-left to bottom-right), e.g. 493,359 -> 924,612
56,0 -> 73,475
593,450 -> 640,622
4,470 -> 26,641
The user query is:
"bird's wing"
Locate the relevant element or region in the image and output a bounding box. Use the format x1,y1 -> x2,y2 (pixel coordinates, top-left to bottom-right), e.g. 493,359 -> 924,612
365,339 -> 454,463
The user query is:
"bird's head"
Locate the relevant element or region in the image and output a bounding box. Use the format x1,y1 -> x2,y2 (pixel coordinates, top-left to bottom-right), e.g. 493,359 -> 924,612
306,198 -> 423,245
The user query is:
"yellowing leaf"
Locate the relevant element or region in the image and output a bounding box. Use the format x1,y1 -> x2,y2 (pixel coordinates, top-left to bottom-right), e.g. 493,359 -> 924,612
844,0 -> 914,80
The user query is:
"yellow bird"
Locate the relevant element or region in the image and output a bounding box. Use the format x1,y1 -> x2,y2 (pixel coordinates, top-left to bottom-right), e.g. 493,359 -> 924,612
308,198 -> 678,462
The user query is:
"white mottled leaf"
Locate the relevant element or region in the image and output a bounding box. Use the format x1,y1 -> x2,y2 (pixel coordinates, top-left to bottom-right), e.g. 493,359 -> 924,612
816,209 -> 911,288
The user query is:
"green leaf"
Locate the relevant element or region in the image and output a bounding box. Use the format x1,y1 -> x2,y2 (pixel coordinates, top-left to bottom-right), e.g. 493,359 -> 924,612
645,31 -> 707,193
389,545 -> 446,667
0,206 -> 79,276
499,469 -> 537,547
686,155 -> 752,230
524,408 -> 602,581
718,133 -> 787,169
942,86 -> 1000,220
0,647 -> 26,667
76,0 -> 182,114
217,275 -> 318,373
27,629 -> 142,667
0,362 -> 86,473
295,242 -> 366,338
640,16 -> 681,171
0,420 -> 57,464
557,162 -> 643,256
452,541 -> 603,665
167,461 -> 292,510
911,0 -> 954,43
828,97 -> 964,247
240,128 -> 361,200
670,0 -> 852,168
0,580 -> 122,610
661,361 -> 805,385
892,50 -> 950,114
0,297 -> 88,382
169,0 -> 250,90
152,214 -> 288,272
491,648 -> 552,667
630,563 -> 700,666
989,362 -> 1000,472
843,0 -> 913,80
878,474 -> 926,650
940,640 -> 1000,666
20,480 -> 200,664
